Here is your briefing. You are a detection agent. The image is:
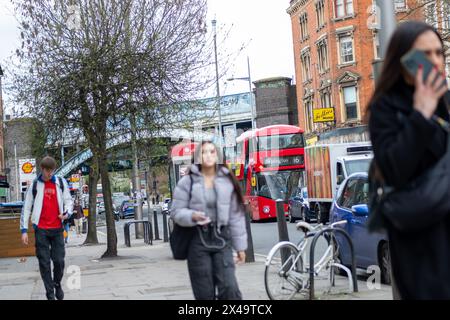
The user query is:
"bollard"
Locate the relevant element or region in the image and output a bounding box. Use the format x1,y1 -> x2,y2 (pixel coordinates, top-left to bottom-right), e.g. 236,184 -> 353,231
276,199 -> 289,242
276,199 -> 290,264
153,208 -> 161,240
162,210 -> 169,243
244,205 -> 255,263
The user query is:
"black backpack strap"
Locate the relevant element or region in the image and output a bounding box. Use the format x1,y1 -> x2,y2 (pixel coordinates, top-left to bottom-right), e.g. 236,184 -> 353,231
32,179 -> 37,200
31,179 -> 38,212
58,176 -> 64,193
188,174 -> 193,202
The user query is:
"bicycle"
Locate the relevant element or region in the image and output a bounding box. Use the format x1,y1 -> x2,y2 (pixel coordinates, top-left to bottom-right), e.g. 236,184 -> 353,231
264,220 -> 355,300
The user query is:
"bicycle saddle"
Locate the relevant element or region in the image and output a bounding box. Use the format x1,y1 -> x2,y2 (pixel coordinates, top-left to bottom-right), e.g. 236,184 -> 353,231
296,221 -> 313,233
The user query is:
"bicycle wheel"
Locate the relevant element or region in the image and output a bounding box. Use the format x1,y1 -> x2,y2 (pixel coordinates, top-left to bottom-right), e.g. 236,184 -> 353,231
265,243 -> 303,300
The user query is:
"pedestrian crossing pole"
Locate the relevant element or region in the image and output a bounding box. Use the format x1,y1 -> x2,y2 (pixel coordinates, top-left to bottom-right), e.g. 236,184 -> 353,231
374,0 -> 400,300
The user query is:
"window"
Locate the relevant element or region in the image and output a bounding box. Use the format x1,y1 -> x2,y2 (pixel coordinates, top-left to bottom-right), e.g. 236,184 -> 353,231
301,51 -> 312,82
304,98 -> 314,132
337,178 -> 358,208
394,0 -> 406,10
335,0 -> 354,18
343,86 -> 358,120
345,159 -> 371,176
317,40 -> 329,73
299,13 -> 309,41
320,89 -> 332,109
257,171 -> 302,201
339,36 -> 354,64
257,134 -> 305,151
316,0 -> 326,28
353,179 -> 369,206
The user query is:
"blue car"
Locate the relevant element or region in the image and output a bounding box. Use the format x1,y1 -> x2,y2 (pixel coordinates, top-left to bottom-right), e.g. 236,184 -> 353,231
119,200 -> 136,219
329,172 -> 391,285
288,187 -> 316,223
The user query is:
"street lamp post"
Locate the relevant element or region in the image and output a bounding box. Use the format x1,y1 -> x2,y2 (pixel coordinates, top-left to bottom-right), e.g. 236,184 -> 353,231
212,19 -> 223,147
227,57 -> 256,130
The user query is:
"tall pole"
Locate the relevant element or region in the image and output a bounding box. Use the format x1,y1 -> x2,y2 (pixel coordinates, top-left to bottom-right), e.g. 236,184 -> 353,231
14,143 -> 19,201
130,115 -> 144,238
374,0 -> 399,300
373,1 -> 397,82
212,19 -> 223,148
247,57 -> 256,130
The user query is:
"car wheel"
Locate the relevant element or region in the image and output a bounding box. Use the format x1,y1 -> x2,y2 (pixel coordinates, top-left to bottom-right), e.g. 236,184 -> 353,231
315,204 -> 327,224
379,242 -> 392,285
288,208 -> 296,223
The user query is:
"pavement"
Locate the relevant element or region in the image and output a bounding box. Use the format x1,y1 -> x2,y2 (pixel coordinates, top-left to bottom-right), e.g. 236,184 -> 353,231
0,226 -> 393,300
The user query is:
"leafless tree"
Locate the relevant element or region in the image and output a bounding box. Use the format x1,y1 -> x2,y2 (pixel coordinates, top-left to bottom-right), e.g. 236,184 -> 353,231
8,0 -> 234,257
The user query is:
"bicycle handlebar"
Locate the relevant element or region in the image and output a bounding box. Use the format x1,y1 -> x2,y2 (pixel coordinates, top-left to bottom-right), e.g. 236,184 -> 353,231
330,220 -> 347,228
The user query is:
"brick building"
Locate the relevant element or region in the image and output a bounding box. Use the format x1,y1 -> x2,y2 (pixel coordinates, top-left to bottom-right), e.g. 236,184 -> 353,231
253,77 -> 298,127
287,0 -> 431,144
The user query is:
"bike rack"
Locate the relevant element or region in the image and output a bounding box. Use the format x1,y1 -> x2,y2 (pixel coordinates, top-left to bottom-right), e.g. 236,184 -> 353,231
309,227 -> 358,300
124,220 -> 153,247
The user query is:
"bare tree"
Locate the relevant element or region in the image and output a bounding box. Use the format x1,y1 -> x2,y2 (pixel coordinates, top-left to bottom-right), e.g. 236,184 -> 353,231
8,0 -> 228,257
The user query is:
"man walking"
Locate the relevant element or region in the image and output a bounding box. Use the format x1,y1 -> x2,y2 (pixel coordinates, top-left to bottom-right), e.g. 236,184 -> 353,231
20,156 -> 73,300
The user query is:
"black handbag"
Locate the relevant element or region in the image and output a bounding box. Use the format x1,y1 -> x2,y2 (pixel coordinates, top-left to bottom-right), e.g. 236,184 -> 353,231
369,124 -> 450,233
170,175 -> 196,260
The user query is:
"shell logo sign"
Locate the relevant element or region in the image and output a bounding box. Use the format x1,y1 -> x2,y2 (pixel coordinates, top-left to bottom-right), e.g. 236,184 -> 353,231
21,162 -> 34,174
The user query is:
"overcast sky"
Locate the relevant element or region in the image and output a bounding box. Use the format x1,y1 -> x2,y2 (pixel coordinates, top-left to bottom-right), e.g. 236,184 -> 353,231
0,0 -> 295,112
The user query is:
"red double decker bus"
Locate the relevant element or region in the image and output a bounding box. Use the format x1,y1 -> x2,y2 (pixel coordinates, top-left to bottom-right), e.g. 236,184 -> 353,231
168,141 -> 198,197
234,125 -> 305,221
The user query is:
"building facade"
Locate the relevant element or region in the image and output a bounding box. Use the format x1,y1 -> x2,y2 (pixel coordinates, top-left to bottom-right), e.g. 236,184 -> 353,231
287,0 -> 431,144
253,77 -> 298,128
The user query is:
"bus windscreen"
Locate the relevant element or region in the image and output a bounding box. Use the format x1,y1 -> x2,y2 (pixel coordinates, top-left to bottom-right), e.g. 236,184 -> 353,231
257,133 -> 305,151
256,170 -> 302,201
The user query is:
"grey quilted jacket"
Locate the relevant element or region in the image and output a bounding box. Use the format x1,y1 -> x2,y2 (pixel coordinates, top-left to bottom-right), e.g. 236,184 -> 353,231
170,164 -> 248,252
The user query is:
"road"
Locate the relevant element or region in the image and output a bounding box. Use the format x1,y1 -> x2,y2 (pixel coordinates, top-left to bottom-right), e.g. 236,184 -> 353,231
96,208 -> 327,259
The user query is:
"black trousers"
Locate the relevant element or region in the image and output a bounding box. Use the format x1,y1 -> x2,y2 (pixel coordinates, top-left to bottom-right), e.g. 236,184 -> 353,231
34,227 -> 65,297
187,226 -> 242,300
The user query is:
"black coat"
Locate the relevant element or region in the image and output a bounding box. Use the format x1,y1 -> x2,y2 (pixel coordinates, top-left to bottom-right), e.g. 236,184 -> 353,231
369,79 -> 450,299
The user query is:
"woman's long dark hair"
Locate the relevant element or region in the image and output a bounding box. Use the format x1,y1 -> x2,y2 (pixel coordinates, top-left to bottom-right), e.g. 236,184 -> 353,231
189,140 -> 246,209
367,21 -> 444,119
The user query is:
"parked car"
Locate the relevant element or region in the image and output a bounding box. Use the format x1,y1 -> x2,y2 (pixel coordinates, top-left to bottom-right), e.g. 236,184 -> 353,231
113,195 -> 130,212
119,199 -> 136,219
329,172 -> 391,284
288,187 -> 315,223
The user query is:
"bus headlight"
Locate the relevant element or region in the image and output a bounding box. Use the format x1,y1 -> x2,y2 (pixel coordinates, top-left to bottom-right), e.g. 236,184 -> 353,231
263,206 -> 270,213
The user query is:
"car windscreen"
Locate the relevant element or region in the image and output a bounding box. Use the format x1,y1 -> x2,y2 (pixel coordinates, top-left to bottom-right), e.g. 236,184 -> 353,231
345,159 -> 371,176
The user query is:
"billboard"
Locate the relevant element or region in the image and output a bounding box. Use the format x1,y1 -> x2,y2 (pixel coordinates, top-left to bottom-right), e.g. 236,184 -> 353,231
19,159 -> 37,193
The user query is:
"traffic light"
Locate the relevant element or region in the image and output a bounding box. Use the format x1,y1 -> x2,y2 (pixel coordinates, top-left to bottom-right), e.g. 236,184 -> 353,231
21,182 -> 28,193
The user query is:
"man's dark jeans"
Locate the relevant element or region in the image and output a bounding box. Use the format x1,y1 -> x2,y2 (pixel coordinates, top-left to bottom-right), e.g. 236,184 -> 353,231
34,227 -> 65,298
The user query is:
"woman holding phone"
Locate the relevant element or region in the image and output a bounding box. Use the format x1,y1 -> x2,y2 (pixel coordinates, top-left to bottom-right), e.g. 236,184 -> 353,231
170,140 -> 247,300
368,21 -> 450,299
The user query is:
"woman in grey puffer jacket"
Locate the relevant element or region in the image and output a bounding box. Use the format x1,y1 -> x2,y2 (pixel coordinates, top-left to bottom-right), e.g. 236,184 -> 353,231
170,141 -> 247,300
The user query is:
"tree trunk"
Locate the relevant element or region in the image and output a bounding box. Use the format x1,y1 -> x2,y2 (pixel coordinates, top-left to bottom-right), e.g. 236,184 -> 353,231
98,150 -> 118,258
84,159 -> 99,245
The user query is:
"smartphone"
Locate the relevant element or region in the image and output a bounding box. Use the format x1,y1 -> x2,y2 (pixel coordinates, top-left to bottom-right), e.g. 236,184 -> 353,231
401,49 -> 447,88
197,216 -> 211,226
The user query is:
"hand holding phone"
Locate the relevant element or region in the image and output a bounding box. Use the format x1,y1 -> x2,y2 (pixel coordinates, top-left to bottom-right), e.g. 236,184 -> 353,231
401,48 -> 448,119
197,216 -> 211,226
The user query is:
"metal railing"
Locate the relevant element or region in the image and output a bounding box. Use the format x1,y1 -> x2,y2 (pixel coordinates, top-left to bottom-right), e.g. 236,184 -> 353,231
308,227 -> 358,300
124,220 -> 153,247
